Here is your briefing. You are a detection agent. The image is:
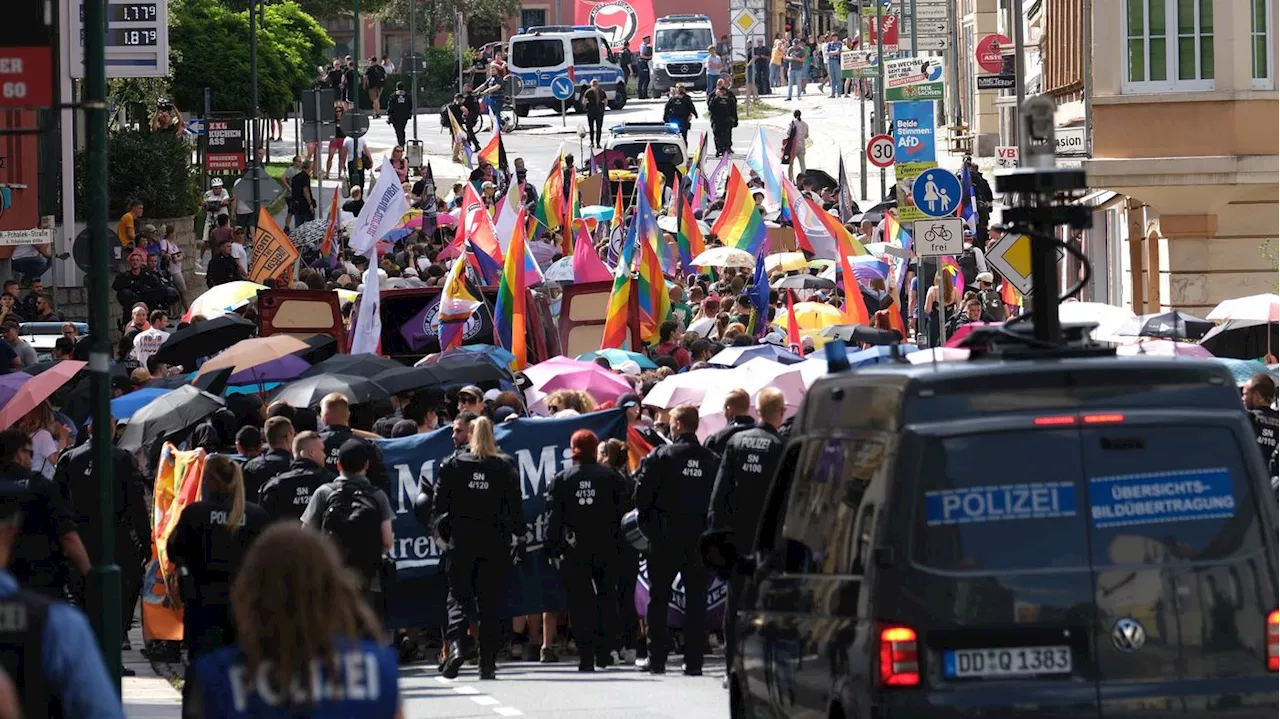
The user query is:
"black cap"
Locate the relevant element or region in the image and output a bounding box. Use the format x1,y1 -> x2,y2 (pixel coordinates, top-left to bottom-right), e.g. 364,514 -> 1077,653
337,439 -> 372,473
617,392 -> 641,409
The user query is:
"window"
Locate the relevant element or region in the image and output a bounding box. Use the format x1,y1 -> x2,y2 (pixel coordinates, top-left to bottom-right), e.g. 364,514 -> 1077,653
520,8 -> 547,29
1124,0 -> 1214,92
511,39 -> 564,69
571,36 -> 601,66
1253,0 -> 1274,89
779,437 -> 888,575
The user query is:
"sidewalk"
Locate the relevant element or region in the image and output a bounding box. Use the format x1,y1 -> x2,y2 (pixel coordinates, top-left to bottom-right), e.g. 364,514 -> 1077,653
123,621 -> 183,718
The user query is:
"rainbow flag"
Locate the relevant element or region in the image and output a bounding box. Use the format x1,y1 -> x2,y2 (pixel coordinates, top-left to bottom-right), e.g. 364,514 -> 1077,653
477,111 -> 505,170
785,290 -> 804,357
601,219 -> 638,350
612,181 -> 625,233
675,189 -> 706,276
940,255 -> 967,296
710,165 -> 767,257
494,210 -> 529,369
837,232 -> 871,327
447,109 -> 473,168
438,251 -> 483,351
1002,280 -> 1023,314
639,143 -> 663,210
561,172 -> 580,256
882,210 -> 913,255
319,187 -> 341,268
535,145 -> 565,234
636,212 -> 669,343
626,424 -> 655,471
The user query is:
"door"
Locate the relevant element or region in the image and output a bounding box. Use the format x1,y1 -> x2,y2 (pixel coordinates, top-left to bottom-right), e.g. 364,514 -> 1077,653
1082,418 -> 1277,718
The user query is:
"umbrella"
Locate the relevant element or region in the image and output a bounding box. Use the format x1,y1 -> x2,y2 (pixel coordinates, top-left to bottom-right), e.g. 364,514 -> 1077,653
576,349 -> 658,370
1116,340 -> 1214,359
183,280 -> 267,322
581,204 -> 615,223
544,257 -> 576,283
0,361 -> 87,431
270,374 -> 392,408
401,213 -> 457,229
907,347 -> 971,364
294,335 -> 339,365
522,356 -> 632,405
372,366 -> 447,396
821,324 -> 903,346
1198,319 -> 1279,360
302,353 -> 404,379
335,288 -> 359,305
382,227 -> 415,243
642,368 -> 724,409
863,242 -> 910,260
0,373 -> 33,410
1057,301 -> 1135,342
154,315 -> 258,369
1212,357 -> 1271,385
25,360 -> 67,377
772,274 -> 837,291
697,358 -> 804,439
196,335 -> 312,381
1115,311 -> 1214,341
764,252 -> 808,273
415,349 -> 515,386
773,301 -> 844,331
806,259 -> 835,271
845,344 -> 917,368
819,257 -> 891,284
945,322 -> 999,348
287,218 -> 329,249
708,344 -> 805,367
691,247 -> 755,268
109,387 -> 173,421
1207,293 -> 1280,323
118,385 -> 226,452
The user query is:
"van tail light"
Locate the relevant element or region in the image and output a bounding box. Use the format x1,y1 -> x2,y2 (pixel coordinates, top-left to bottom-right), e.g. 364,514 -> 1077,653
1267,610 -> 1278,672
878,625 -> 920,687
1083,413 -> 1126,424
1033,415 -> 1076,426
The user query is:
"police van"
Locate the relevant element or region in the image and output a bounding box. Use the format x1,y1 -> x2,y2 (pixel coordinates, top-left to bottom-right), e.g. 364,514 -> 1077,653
705,328 -> 1279,719
649,14 -> 715,96
507,25 -> 628,116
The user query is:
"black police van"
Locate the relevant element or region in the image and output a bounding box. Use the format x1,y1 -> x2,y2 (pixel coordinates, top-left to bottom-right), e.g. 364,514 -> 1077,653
706,350 -> 1278,719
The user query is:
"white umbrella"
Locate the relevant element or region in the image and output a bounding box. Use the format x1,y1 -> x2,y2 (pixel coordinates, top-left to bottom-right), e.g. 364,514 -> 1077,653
696,358 -> 805,439
656,215 -> 710,235
907,347 -> 971,364
1057,301 -> 1135,342
691,247 -> 755,268
796,357 -> 830,388
643,368 -> 724,409
543,256 -> 575,283
863,242 -> 910,259
1206,293 -> 1280,323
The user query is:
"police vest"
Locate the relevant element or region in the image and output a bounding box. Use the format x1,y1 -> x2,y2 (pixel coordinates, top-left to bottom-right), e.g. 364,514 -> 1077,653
0,592 -> 57,719
196,639 -> 398,718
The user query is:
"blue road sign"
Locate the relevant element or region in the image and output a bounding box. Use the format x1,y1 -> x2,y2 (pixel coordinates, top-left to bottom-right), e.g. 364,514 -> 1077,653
912,167 -> 962,218
550,76 -> 575,101
186,118 -> 205,136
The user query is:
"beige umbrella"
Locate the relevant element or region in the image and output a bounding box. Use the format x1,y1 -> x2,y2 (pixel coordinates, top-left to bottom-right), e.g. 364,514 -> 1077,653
195,335 -> 312,378
691,246 -> 755,268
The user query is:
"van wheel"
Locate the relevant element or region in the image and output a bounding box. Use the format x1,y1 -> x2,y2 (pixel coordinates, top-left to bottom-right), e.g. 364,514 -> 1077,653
515,105 -> 530,117
609,84 -> 628,110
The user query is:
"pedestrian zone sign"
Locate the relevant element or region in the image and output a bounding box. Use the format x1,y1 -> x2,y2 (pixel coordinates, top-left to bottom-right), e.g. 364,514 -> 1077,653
911,167 -> 961,218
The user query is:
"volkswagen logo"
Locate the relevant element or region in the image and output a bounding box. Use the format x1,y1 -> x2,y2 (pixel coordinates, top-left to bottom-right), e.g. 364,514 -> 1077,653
1111,618 -> 1146,652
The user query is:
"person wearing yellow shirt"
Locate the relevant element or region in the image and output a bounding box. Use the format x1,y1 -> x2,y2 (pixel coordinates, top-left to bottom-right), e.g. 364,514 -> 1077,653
116,200 -> 143,249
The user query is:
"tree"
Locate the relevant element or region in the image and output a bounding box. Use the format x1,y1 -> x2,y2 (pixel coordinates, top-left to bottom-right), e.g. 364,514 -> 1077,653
377,0 -> 521,43
169,0 -> 332,118
222,0 -> 392,20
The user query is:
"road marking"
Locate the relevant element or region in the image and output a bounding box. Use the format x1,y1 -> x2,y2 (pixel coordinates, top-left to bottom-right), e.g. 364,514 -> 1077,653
471,696 -> 501,706
453,686 -> 480,695
494,708 -> 525,717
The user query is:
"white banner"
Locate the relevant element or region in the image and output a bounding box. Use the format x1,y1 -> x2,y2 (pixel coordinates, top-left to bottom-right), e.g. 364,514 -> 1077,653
351,261 -> 382,355
350,159 -> 408,259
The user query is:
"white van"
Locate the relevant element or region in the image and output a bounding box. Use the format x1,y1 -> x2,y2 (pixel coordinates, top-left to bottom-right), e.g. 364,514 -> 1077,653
649,14 -> 715,96
507,26 -> 628,115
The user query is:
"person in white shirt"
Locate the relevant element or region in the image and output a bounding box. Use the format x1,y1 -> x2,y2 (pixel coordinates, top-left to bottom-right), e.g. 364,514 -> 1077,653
785,109 -> 809,175
343,134 -> 370,195
230,228 -> 250,275
132,309 -> 171,366
159,223 -> 188,312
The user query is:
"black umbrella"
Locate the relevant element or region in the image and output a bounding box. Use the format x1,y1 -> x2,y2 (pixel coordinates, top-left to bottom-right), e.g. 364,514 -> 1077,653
118,385 -> 226,452
294,335 -> 339,365
301,353 -> 404,379
1199,320 -> 1279,360
372,366 -> 446,397
153,315 -> 257,368
416,352 -> 514,388
771,274 -> 837,291
270,373 -> 392,408
26,359 -> 66,376
193,367 -> 233,395
1115,311 -> 1214,341
821,323 -> 903,346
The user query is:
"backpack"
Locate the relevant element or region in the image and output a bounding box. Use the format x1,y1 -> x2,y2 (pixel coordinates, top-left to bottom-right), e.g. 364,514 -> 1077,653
957,246 -> 980,288
320,481 -> 384,581
979,288 -> 1007,321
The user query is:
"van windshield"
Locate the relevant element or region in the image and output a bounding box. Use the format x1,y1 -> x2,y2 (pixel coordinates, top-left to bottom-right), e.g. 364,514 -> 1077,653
512,39 -> 565,68
654,28 -> 712,52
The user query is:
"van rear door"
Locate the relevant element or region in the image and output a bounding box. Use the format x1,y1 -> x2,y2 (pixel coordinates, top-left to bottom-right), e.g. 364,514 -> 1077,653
557,279 -> 640,358
885,418 -> 1101,718
257,289 -> 347,353
1080,412 -> 1277,718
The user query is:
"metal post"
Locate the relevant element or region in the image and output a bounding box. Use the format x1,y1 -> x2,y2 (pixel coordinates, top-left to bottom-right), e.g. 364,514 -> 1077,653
1082,0 -> 1092,157
936,261 -> 948,345
353,0 -> 361,112
1012,0 -> 1026,148
250,0 -> 260,228
84,0 -> 121,688
874,0 -> 887,199
856,12 -> 867,200
946,0 -> 961,126
294,101 -> 301,158
410,0 -> 419,140
910,0 -> 918,54
456,12 -> 465,94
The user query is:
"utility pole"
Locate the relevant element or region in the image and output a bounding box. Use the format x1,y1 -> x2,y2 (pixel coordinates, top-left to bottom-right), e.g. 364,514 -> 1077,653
250,0 -> 260,230
856,11 -> 866,200
352,0 -> 361,113
909,0 -> 918,54
84,0 -> 122,688
946,0 -> 961,127
456,11 -> 465,93
874,0 -> 887,199
1012,0 -> 1026,148
410,0 -> 418,140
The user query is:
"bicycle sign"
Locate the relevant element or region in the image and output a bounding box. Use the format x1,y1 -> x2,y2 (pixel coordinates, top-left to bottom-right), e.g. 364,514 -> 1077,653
913,218 -> 964,257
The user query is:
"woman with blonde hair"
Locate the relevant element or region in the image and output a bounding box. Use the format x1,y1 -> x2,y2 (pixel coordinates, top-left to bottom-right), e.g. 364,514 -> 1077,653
434,416 -> 523,679
189,524 -> 401,717
167,455 -> 271,715
544,389 -> 597,416
14,401 -> 67,479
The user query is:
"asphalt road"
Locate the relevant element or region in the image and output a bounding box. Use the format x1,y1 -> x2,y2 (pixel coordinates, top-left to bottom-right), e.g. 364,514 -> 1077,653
400,656 -> 729,718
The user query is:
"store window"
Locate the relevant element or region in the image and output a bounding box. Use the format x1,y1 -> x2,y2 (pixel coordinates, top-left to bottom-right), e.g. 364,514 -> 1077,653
1124,0 -> 1215,92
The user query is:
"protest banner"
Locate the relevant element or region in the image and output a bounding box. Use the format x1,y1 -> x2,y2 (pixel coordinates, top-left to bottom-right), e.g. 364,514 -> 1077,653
249,207 -> 300,285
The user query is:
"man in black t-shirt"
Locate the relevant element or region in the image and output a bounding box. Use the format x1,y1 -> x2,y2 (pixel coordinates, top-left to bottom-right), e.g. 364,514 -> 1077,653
364,56 -> 386,118
290,164 -> 315,225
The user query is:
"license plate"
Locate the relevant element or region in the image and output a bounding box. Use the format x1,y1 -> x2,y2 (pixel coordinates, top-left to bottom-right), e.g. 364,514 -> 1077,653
943,646 -> 1072,679
522,78 -> 538,88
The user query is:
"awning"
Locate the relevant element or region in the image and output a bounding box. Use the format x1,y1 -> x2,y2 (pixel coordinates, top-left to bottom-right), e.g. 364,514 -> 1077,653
1075,190 -> 1121,209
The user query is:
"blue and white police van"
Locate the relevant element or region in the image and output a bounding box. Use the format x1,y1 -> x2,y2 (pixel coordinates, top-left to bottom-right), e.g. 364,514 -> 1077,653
507,25 -> 628,116
649,14 -> 715,96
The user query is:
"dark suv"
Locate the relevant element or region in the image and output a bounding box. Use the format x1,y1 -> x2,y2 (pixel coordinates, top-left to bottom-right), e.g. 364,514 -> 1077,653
708,356 -> 1278,719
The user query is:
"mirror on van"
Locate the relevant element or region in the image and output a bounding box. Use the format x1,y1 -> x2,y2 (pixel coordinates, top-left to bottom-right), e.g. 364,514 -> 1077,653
700,528 -> 748,574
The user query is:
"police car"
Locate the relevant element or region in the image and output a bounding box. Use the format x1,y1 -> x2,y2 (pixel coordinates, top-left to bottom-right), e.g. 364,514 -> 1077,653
704,325 -> 1280,719
649,14 -> 715,96
507,25 -> 628,116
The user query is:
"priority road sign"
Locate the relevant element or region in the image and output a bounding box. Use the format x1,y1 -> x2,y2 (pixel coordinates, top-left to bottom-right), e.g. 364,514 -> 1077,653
550,75 -> 575,101
866,134 -> 895,168
986,231 -> 1035,296
911,167 -> 962,218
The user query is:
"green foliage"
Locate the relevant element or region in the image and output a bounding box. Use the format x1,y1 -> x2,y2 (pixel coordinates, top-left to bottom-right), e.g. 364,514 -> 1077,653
832,0 -> 853,22
169,0 -> 332,118
74,131 -> 201,220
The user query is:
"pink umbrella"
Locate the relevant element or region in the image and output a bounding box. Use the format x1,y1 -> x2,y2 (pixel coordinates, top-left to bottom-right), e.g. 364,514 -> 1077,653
523,356 -> 632,406
945,322 -> 998,348
1117,339 -> 1214,358
402,213 -> 458,230
0,361 -> 87,431
697,358 -> 805,439
643,368 -> 727,409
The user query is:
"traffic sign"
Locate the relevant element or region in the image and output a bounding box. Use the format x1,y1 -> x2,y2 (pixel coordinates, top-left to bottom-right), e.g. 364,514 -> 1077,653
186,118 -> 205,136
866,134 -> 895,168
911,167 -> 962,218
976,34 -> 1011,74
0,3 -> 54,109
339,110 -> 371,138
986,232 -> 1035,296
550,75 -> 575,101
1055,126 -> 1087,156
913,218 -> 963,257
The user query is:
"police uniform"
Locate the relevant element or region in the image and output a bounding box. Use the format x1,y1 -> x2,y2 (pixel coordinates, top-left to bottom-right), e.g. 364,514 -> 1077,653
257,458 -> 335,522
707,90 -> 738,156
320,426 -> 391,495
240,448 -> 292,506
0,470 -> 78,601
194,639 -> 398,718
703,415 -> 755,457
1247,405 -> 1278,471
546,462 -> 627,670
433,450 -> 523,678
707,422 -> 784,662
387,88 -> 412,147
633,434 -> 720,673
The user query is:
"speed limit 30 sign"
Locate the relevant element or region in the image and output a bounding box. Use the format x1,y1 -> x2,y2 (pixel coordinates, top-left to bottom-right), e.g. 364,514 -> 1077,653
866,134 -> 895,168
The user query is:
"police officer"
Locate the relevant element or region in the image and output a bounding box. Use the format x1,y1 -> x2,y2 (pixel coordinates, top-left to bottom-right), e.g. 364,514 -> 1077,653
257,431 -> 335,522
1243,373 -> 1278,474
546,430 -> 626,672
707,79 -> 738,157
240,417 -> 294,502
703,388 -> 755,456
632,404 -> 719,675
318,393 -> 390,495
707,387 -> 786,663
662,84 -> 698,142
433,416 -> 522,680
166,455 -> 270,714
637,35 -> 653,98
386,81 -> 413,148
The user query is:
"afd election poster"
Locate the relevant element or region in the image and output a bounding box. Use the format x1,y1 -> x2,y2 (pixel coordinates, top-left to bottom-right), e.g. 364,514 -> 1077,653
379,409 -> 627,628
892,100 -> 936,164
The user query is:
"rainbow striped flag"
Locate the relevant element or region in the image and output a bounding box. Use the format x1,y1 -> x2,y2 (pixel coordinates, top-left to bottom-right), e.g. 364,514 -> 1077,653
477,111 -> 504,169
534,145 -> 565,234
836,232 -> 871,327
601,218 -> 638,350
635,195 -> 669,344
561,173 -> 579,256
882,210 -> 913,255
319,188 -> 341,268
494,210 -> 530,369
940,255 -> 967,296
437,250 -> 483,351
710,165 -> 767,257
675,189 -> 706,276
639,143 -> 663,210
626,425 -> 655,471
1002,280 -> 1023,314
